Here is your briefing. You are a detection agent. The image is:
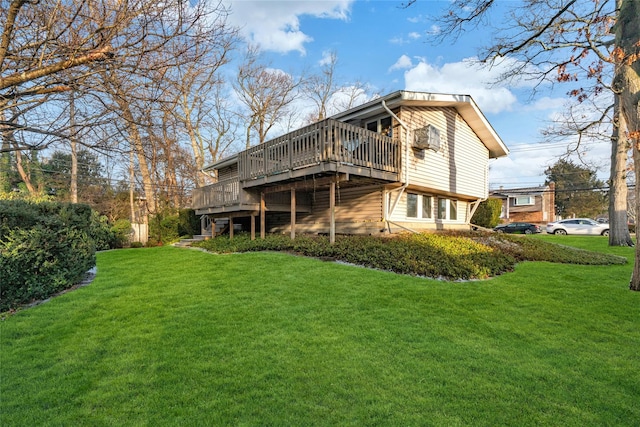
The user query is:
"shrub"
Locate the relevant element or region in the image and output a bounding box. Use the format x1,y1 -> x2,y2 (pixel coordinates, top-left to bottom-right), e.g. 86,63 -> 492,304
0,200 -> 99,311
193,231 -> 626,281
178,209 -> 200,237
111,219 -> 133,248
88,211 -> 118,250
471,198 -> 503,228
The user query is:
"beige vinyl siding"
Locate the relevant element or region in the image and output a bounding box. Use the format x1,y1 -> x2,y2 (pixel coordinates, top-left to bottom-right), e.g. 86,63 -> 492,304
301,185 -> 383,223
388,191 -> 469,225
400,107 -> 489,199
267,185 -> 384,233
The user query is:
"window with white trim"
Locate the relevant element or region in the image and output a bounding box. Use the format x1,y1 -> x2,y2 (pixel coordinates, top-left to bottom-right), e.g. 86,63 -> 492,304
513,196 -> 534,206
422,195 -> 433,219
437,197 -> 458,220
366,116 -> 393,137
407,193 -> 418,218
406,193 -> 434,219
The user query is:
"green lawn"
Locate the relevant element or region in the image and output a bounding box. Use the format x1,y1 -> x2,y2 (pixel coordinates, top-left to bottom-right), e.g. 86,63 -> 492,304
2,237 -> 639,425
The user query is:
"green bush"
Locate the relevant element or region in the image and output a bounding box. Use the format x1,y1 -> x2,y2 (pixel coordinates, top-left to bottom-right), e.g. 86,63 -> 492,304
193,231 -> 626,281
148,209 -> 200,245
0,200 -> 99,311
111,219 -> 133,248
88,211 -> 118,250
471,198 -> 503,228
178,209 -> 200,237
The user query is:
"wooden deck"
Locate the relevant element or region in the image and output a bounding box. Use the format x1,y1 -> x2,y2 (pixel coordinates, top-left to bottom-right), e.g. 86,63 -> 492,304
238,119 -> 399,184
192,118 -> 400,212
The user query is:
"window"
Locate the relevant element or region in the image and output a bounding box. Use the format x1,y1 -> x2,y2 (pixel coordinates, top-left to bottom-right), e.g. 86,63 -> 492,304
366,116 -> 393,137
405,193 -> 434,219
437,198 -> 447,220
407,193 -> 418,218
437,197 -> 458,220
513,196 -> 534,206
422,196 -> 432,219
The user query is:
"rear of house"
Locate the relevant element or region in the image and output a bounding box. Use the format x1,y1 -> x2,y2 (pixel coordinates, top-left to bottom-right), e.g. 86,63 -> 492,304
192,91 -> 508,239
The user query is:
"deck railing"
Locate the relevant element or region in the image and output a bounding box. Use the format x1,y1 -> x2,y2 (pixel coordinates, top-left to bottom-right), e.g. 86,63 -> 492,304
191,177 -> 239,210
238,119 -> 399,181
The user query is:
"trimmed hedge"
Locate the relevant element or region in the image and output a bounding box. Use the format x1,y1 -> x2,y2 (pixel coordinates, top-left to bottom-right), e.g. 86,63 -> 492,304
0,200 -> 104,311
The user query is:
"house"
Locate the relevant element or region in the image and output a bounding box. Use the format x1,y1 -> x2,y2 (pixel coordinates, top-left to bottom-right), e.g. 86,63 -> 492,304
191,90 -> 509,242
490,183 -> 556,224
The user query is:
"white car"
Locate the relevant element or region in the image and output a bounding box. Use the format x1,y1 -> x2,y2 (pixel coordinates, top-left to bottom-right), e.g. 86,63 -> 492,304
546,218 -> 609,236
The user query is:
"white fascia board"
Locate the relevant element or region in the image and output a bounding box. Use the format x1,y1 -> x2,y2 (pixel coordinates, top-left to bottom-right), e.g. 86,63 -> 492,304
331,90 -> 509,159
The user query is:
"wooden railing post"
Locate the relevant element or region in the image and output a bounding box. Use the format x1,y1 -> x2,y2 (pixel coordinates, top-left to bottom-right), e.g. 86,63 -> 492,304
329,180 -> 336,244
260,191 -> 266,239
291,189 -> 296,240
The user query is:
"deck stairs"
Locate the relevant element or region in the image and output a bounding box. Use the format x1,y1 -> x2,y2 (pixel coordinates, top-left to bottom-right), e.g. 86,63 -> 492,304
173,218 -> 230,247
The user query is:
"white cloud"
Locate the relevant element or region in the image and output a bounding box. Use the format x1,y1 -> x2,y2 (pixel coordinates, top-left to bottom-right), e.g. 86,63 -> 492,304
224,1 -> 353,54
408,32 -> 421,40
319,50 -> 336,66
428,25 -> 441,35
402,57 -> 520,113
523,96 -> 568,112
389,36 -> 408,45
388,55 -> 413,72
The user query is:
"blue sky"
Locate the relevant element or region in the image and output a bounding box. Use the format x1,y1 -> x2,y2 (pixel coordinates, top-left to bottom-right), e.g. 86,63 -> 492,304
222,0 -> 612,189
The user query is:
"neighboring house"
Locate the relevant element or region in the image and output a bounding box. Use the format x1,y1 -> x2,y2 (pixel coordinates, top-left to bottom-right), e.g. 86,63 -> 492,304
192,90 -> 509,241
490,182 -> 556,224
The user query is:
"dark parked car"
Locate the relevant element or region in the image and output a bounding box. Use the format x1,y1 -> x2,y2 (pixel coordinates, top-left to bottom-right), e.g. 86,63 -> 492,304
494,222 -> 541,234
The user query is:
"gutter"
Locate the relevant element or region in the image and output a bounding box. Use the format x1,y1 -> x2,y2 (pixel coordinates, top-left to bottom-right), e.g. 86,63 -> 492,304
381,100 -> 410,232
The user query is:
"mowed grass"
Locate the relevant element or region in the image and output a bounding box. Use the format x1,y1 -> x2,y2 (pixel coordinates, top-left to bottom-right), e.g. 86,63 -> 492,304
2,237 -> 640,426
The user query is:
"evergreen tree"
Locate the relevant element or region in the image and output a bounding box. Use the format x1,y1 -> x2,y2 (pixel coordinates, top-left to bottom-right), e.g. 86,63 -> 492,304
544,159 -> 607,218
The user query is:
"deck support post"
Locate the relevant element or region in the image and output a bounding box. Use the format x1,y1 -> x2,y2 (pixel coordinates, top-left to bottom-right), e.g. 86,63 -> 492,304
211,217 -> 216,239
250,214 -> 256,240
329,180 -> 336,244
260,192 -> 266,239
291,189 -> 296,240
229,217 -> 234,240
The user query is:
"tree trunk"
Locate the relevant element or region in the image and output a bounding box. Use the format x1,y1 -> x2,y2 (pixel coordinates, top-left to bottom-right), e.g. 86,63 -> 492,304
616,0 -> 640,290
117,99 -> 158,215
608,95 -> 633,246
14,149 -> 35,194
0,107 -> 12,192
69,91 -> 78,203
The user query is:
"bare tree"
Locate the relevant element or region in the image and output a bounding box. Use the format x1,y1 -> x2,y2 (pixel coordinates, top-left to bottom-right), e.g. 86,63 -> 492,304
333,81 -> 377,112
421,0 -> 640,288
92,0 -> 235,213
165,19 -> 239,187
235,46 -> 304,148
304,51 -> 339,122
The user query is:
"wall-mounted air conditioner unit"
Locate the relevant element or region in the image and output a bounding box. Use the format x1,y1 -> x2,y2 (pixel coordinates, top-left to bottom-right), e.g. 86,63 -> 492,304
413,124 -> 441,151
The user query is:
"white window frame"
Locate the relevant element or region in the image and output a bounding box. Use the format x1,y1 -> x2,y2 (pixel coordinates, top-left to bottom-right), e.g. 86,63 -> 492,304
405,193 -> 435,220
436,197 -> 458,221
513,196 -> 534,206
406,193 -> 418,218
366,116 -> 393,137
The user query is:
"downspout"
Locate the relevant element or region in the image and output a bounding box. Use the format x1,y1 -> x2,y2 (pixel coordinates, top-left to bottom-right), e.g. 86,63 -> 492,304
381,100 -> 410,230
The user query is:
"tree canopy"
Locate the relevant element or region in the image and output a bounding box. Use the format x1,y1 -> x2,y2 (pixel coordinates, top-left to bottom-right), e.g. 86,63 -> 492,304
545,159 -> 607,219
